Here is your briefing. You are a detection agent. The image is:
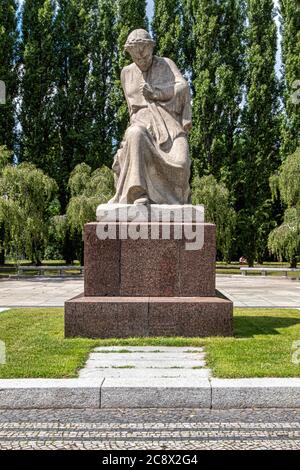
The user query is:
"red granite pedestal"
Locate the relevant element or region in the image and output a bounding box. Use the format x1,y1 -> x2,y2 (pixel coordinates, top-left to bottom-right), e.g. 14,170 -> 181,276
65,222 -> 233,338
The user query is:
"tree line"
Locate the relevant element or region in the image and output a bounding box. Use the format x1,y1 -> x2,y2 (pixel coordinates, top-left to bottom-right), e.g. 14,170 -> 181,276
0,0 -> 299,266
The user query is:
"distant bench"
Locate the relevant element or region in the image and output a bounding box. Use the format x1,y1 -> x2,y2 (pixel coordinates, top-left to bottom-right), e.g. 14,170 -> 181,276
240,267 -> 300,279
16,266 -> 84,277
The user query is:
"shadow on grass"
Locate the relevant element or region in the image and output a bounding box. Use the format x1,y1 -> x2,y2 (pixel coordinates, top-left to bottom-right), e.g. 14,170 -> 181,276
234,316 -> 300,338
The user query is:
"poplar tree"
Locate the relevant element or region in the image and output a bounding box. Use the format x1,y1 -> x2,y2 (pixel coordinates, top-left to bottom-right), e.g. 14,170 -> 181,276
237,0 -> 280,265
87,0 -> 116,168
0,0 -> 17,151
181,0 -> 195,81
151,0 -> 185,71
190,0 -> 246,184
279,0 -> 300,156
0,1 -> 17,265
19,0 -> 57,176
53,0 -> 92,209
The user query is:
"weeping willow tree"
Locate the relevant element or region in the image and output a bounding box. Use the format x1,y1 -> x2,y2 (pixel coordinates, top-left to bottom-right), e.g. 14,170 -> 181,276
66,163 -> 114,264
0,147 -> 18,264
191,174 -> 236,262
268,148 -> 300,267
0,146 -> 11,172
0,161 -> 58,264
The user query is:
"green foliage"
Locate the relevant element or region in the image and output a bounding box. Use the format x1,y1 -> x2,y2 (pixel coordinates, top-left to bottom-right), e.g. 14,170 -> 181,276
52,0 -> 95,208
0,0 -> 17,150
190,0 -> 246,182
66,163 -> 114,238
268,148 -> 300,266
45,214 -> 67,260
86,0 -> 116,168
20,0 -> 117,211
191,174 -> 236,261
235,0 -> 280,265
271,148 -> 300,207
0,145 -> 11,172
268,207 -> 300,265
19,0 -> 59,181
152,0 -> 185,70
279,0 -> 300,156
0,162 -> 58,264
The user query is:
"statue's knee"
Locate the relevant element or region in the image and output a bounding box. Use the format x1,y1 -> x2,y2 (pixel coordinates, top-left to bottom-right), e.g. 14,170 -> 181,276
126,125 -> 145,141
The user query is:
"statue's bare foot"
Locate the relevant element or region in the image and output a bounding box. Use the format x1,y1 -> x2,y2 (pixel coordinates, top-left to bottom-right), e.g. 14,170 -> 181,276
134,196 -> 149,205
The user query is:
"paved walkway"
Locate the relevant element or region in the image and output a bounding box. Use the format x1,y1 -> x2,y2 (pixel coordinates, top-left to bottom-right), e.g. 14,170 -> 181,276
0,408 -> 300,449
0,276 -> 299,308
218,276 -> 300,308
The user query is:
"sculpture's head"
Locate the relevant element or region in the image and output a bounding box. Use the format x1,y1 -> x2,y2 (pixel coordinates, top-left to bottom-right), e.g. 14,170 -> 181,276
124,29 -> 155,72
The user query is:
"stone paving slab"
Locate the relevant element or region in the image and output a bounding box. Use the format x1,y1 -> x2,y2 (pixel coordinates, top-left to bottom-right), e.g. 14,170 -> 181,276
81,347 -> 208,376
1,276 -> 300,307
85,359 -> 206,369
94,346 -> 204,352
217,276 -> 300,308
88,352 -> 205,361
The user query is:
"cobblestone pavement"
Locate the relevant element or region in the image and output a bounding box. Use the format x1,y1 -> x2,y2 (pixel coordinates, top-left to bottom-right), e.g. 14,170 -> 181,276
0,408 -> 300,450
1,276 -> 299,307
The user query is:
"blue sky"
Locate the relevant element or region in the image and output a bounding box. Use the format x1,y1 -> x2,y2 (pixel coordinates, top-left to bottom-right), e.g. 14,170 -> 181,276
146,0 -> 154,20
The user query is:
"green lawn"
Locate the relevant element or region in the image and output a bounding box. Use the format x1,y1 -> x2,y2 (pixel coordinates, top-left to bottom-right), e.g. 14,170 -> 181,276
205,308 -> 300,377
0,308 -> 300,378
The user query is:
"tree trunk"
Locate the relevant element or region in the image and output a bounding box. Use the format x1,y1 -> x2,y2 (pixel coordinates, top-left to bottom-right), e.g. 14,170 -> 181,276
80,241 -> 84,267
0,224 -> 5,265
290,257 -> 297,269
247,256 -> 254,268
63,229 -> 74,265
0,248 -> 5,266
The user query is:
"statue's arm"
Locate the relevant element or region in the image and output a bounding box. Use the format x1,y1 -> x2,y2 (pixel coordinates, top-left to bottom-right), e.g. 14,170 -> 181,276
153,58 -> 192,132
152,58 -> 188,102
121,68 -> 133,115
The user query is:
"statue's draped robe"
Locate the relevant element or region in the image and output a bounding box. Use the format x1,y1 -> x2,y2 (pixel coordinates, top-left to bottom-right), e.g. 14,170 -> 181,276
109,56 -> 192,204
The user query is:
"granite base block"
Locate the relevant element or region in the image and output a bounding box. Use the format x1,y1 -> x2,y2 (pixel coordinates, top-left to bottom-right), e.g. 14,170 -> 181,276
84,222 -> 216,297
65,292 -> 233,338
